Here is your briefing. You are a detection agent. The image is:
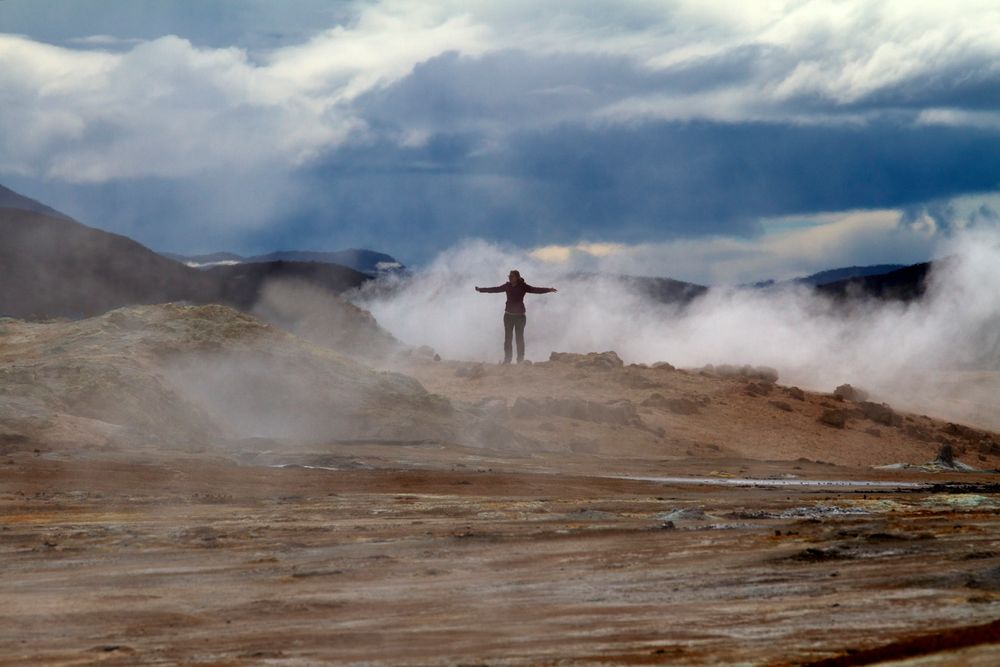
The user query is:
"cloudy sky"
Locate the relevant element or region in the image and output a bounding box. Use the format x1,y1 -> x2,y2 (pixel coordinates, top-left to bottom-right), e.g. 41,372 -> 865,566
3,0 -> 1000,283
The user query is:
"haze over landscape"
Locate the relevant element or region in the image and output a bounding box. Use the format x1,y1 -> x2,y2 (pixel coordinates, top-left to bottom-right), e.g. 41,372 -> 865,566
2,2 -> 1000,665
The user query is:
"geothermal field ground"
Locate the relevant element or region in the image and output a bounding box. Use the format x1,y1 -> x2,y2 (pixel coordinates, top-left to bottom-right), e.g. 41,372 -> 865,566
1,302 -> 999,665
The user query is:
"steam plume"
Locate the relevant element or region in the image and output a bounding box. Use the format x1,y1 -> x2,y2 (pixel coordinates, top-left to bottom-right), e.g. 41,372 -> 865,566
355,232 -> 1000,429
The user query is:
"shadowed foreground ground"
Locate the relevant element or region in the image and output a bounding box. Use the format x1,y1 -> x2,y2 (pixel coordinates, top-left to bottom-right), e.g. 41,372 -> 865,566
2,454 -> 998,666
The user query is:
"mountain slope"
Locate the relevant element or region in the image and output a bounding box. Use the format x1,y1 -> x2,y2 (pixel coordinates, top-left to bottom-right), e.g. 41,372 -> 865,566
816,262 -> 932,301
0,184 -> 72,220
0,207 -> 217,319
801,264 -> 907,286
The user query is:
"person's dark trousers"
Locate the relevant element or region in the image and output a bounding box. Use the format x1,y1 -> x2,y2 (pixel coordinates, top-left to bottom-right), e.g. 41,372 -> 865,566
503,313 -> 527,363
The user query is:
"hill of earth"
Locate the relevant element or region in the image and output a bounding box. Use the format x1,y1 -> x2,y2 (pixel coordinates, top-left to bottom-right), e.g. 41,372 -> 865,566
0,303 -> 448,451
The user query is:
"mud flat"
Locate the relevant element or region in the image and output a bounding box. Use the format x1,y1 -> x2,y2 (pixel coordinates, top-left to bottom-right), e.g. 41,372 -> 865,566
2,453 -> 998,666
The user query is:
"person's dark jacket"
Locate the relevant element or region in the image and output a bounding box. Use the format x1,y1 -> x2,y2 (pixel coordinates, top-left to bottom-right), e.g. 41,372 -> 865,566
478,281 -> 555,314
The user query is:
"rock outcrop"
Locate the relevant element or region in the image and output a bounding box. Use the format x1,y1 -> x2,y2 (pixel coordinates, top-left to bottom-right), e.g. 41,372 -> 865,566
701,364 -> 779,383
834,384 -> 870,402
549,351 -> 624,370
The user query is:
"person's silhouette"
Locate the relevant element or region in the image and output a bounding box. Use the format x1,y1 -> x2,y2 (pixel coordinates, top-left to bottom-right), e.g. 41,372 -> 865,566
475,270 -> 557,364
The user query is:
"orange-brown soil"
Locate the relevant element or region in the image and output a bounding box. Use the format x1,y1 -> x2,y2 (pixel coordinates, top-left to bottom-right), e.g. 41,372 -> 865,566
2,451 -> 998,666
3,308 -> 999,664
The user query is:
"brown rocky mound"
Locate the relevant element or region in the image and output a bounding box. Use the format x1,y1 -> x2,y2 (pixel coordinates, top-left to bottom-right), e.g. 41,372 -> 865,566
3,304 -> 999,473
0,304 -> 452,453
398,352 -> 1000,470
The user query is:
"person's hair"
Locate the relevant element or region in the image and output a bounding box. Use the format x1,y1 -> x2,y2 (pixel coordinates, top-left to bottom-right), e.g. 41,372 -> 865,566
508,269 -> 523,284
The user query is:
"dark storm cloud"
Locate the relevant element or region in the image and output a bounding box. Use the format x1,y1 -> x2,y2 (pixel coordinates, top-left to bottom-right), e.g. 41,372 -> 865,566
280,45 -> 1000,261
357,46 -> 792,132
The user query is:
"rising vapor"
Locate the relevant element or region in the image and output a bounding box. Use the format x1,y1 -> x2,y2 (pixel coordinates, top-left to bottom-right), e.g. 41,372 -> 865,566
355,230 -> 1000,429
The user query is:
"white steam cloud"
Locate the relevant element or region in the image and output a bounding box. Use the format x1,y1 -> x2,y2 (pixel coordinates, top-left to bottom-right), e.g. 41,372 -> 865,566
356,230 -> 1000,429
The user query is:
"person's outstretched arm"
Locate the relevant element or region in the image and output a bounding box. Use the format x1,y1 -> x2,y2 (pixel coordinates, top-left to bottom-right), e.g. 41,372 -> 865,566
475,284 -> 507,293
524,284 -> 557,294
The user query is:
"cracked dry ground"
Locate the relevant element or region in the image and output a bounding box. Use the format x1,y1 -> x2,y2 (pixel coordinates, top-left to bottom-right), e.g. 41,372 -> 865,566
1,456 -> 999,666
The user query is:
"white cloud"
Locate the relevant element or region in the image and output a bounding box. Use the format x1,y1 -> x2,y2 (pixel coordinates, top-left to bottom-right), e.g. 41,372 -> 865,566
3,1 -> 1000,183
264,6 -> 491,101
68,35 -> 144,47
529,242 -> 627,264
917,108 -> 1000,130
0,33 -> 353,182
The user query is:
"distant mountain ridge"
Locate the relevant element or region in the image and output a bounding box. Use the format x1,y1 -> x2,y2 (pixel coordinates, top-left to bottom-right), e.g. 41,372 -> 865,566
751,264 -> 908,288
164,249 -> 405,276
798,264 -> 907,286
815,262 -> 932,301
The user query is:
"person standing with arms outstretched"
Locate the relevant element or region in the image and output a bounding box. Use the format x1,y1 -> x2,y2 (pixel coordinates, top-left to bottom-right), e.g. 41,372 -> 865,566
475,270 -> 557,364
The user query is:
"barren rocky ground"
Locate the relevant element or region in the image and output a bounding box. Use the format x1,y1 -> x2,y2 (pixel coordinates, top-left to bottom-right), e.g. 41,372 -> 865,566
2,305 -> 999,665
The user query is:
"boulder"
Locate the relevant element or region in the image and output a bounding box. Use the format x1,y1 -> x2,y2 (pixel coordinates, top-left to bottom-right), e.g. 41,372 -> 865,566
859,401 -> 901,427
703,364 -> 778,383
745,382 -> 773,396
785,386 -> 806,401
818,409 -> 848,428
834,384 -> 869,402
549,351 -> 624,370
